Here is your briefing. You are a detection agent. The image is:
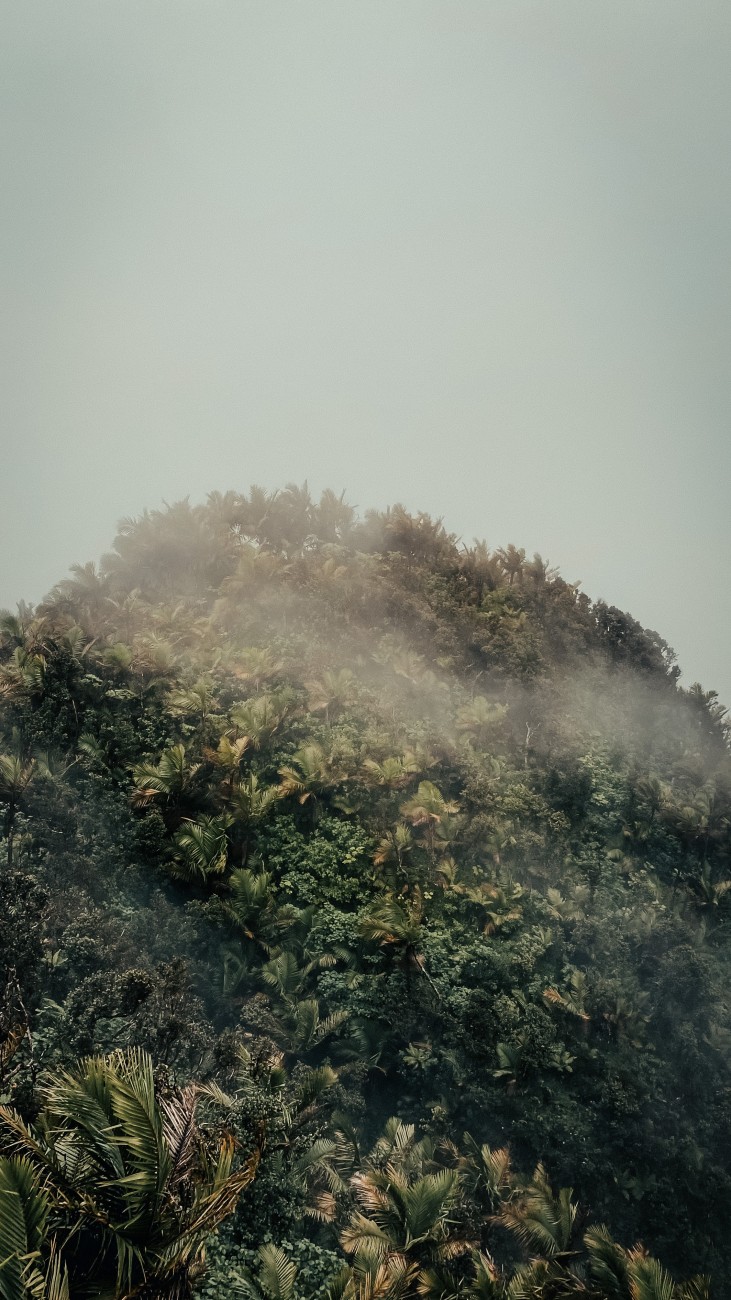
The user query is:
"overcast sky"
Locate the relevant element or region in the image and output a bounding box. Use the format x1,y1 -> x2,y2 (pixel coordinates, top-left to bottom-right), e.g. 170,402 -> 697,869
2,2 -> 730,703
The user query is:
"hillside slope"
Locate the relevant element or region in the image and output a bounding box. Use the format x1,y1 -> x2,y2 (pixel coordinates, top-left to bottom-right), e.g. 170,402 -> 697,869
1,486 -> 730,1297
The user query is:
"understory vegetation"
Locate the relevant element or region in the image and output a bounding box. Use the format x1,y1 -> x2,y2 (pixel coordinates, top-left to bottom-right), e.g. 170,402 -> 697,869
1,486 -> 730,1299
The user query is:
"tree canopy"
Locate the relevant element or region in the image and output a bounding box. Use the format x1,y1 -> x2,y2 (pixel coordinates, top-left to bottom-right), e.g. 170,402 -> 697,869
0,487 -> 729,1298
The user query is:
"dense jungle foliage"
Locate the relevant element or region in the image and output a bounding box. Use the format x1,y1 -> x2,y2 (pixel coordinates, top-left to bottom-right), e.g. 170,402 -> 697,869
1,485 -> 730,1300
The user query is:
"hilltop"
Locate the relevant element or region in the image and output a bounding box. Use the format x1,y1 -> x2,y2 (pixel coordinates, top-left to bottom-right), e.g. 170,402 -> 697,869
1,486 -> 730,1299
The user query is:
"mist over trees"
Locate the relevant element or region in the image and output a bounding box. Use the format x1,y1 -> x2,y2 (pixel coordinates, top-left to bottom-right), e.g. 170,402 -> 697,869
1,485 -> 730,1299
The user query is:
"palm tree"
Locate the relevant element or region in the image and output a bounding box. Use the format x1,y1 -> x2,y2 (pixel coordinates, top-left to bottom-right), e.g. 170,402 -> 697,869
167,677 -> 221,729
480,821 -> 517,869
599,991 -> 650,1048
455,697 -> 506,749
259,950 -> 349,1055
690,862 -> 731,923
459,541 -> 504,602
217,1041 -> 339,1125
0,752 -> 41,867
480,880 -> 524,935
226,646 -> 283,691
101,589 -> 144,644
366,1118 -> 439,1179
206,1044 -> 346,1226
230,1243 -> 351,1300
102,639 -> 135,675
306,669 -> 357,723
491,1039 -> 529,1093
274,997 -> 350,1056
457,1136 -> 514,1213
340,1119 -> 468,1299
684,683 -> 730,746
131,744 -> 200,817
278,744 -> 348,820
463,1250 -> 506,1300
229,693 -> 292,753
227,774 -> 283,862
46,561 -> 111,628
130,635 -> 179,698
223,866 -> 278,948
494,1164 -> 579,1260
205,488 -> 248,559
314,488 -> 355,544
386,648 -> 431,688
496,1257 -> 584,1300
362,755 -> 420,792
360,892 -> 441,1000
0,648 -> 46,703
663,784 -> 729,867
373,824 -> 415,888
215,545 -> 285,615
584,1226 -> 711,1300
543,971 -> 591,1031
341,1168 -> 457,1285
495,545 -> 526,587
274,481 -> 315,552
170,813 -> 231,885
230,1244 -> 300,1300
380,506 -> 456,570
0,1048 -> 259,1298
212,735 -> 252,799
0,605 -> 38,653
221,881 -> 325,995
400,783 -> 459,863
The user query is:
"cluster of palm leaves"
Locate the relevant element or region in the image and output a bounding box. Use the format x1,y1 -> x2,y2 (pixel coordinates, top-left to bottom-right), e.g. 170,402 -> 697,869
224,1112 -> 711,1300
0,1048 -> 259,1299
129,710 -> 358,877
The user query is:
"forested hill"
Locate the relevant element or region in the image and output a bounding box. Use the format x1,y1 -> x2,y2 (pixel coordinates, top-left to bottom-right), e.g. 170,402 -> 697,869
1,486 -> 730,1300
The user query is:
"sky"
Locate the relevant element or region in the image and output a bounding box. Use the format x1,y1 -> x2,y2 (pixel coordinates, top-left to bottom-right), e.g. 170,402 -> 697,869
1,2 -> 730,704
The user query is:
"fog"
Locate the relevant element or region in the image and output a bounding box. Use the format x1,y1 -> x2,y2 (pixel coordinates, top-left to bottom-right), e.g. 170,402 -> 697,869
2,1 -> 730,703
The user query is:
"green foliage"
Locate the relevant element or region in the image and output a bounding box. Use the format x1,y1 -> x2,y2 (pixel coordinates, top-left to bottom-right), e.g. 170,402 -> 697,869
258,815 -> 375,908
132,742 -> 200,809
172,813 -> 231,884
0,1155 -> 54,1300
1,488 -> 731,1296
0,1048 -> 258,1297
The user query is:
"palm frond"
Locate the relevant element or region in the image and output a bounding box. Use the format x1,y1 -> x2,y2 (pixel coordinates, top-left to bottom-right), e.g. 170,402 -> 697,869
626,1253 -> 677,1300
0,1156 -> 49,1300
341,1212 -> 392,1262
584,1225 -> 629,1299
400,1171 -> 459,1245
160,1086 -> 198,1190
257,1244 -> 299,1300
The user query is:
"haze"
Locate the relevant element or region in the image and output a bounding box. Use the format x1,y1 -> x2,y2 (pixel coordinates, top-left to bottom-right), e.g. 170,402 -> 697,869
2,2 -> 729,703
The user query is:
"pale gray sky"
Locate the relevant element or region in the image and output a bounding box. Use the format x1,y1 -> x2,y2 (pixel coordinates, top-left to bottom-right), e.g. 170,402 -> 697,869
2,2 -> 730,703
